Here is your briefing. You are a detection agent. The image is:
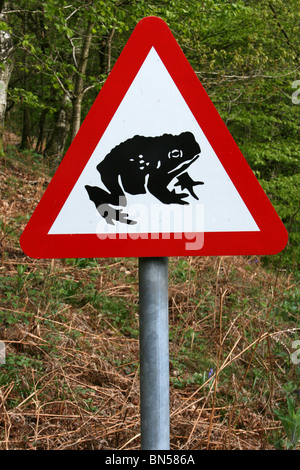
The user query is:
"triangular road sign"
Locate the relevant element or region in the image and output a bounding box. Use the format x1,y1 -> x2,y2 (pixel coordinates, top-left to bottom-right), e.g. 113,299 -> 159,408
20,17 -> 288,259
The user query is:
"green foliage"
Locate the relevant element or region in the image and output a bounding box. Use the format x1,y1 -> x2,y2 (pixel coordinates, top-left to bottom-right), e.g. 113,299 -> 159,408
274,383 -> 300,450
272,287 -> 300,323
0,353 -> 44,402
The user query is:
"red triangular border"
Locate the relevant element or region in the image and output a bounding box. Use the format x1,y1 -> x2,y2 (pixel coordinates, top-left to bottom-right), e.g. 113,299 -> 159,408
20,17 -> 288,258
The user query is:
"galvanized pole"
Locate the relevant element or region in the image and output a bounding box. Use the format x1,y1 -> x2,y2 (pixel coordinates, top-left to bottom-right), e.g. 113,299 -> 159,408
139,257 -> 170,450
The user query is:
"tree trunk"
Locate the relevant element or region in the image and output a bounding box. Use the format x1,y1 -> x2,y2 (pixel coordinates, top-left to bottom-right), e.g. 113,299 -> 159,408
70,20 -> 94,141
20,10 -> 31,150
20,104 -> 31,150
35,108 -> 47,154
0,3 -> 13,153
71,94 -> 82,143
44,93 -> 71,160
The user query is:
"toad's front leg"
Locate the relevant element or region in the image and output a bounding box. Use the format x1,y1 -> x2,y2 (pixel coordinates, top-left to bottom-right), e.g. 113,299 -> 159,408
174,172 -> 204,200
147,177 -> 189,205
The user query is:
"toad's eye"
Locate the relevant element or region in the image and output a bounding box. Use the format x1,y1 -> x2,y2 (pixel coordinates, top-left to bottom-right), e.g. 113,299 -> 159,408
168,149 -> 183,159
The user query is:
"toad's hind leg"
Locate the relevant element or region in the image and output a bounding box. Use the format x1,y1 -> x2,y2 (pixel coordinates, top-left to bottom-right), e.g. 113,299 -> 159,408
85,185 -> 136,225
97,172 -> 126,206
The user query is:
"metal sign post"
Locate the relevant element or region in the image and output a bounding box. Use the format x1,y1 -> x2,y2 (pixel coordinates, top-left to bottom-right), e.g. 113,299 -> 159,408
139,257 -> 170,450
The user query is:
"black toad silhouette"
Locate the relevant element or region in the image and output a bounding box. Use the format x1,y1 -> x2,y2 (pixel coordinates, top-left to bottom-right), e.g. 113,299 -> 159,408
85,131 -> 203,225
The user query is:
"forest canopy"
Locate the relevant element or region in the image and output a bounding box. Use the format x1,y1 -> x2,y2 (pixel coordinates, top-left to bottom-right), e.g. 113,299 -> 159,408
0,0 -> 299,267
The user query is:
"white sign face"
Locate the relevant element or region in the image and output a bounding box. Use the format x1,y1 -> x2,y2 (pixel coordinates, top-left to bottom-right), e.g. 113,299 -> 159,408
49,47 -> 258,236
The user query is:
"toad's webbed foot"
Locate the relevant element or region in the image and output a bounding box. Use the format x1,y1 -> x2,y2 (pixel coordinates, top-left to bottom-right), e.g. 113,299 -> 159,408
99,204 -> 137,226
174,172 -> 204,200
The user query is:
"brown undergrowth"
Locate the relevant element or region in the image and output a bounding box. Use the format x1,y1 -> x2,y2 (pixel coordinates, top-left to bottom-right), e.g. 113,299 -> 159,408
0,146 -> 299,450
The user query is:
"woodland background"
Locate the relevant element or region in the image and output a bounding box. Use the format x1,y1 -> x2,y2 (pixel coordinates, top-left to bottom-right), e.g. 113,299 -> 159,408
0,0 -> 299,266
0,0 -> 299,451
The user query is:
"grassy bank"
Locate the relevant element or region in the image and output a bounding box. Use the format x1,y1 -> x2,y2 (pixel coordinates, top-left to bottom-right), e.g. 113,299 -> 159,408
0,147 -> 299,450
